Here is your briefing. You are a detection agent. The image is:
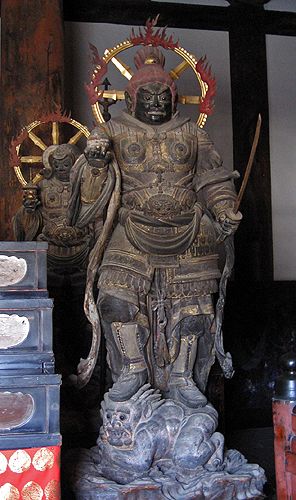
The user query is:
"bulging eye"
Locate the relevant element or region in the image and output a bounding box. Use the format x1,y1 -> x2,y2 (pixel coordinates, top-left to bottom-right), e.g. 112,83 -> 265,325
119,414 -> 126,421
106,413 -> 111,420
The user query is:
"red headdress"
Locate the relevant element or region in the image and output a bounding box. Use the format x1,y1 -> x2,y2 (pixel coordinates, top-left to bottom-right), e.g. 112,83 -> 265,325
125,46 -> 177,112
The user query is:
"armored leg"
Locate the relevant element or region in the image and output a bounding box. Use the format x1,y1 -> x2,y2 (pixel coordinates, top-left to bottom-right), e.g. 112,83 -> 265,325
98,289 -> 149,400
166,333 -> 207,408
108,322 -> 148,401
165,314 -> 210,408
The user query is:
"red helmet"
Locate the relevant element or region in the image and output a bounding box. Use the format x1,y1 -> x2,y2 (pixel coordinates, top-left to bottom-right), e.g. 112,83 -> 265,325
125,47 -> 177,112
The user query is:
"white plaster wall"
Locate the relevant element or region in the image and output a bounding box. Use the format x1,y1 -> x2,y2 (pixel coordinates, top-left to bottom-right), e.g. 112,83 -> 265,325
265,0 -> 296,12
266,35 -> 296,280
152,0 -> 296,8
152,0 -> 229,5
64,22 -> 233,170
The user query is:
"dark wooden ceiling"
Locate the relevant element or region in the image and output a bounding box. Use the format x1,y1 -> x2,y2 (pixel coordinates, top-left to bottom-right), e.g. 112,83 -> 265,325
63,0 -> 296,35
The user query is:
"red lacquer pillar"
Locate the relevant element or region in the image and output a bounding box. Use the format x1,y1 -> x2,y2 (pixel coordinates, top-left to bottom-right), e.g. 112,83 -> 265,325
273,352 -> 296,499
0,0 -> 64,241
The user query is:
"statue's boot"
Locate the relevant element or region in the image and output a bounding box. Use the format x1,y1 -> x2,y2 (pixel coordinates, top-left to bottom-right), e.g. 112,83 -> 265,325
109,322 -> 148,401
166,334 -> 207,408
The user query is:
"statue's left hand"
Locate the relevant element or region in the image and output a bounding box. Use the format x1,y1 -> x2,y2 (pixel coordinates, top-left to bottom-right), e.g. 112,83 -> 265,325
217,208 -> 242,238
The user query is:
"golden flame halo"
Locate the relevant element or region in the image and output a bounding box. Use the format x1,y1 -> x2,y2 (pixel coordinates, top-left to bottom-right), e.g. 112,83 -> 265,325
91,40 -> 209,128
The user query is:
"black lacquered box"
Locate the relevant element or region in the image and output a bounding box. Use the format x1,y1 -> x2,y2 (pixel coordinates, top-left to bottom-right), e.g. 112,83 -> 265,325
0,241 -> 48,297
0,374 -> 61,449
0,297 -> 54,374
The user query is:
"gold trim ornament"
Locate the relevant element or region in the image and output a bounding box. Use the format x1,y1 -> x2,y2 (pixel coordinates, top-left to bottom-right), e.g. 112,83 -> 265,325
0,452 -> 8,474
32,448 -> 54,471
44,480 -> 60,500
85,15 -> 216,128
8,450 -> 31,473
0,483 -> 20,499
10,107 -> 90,187
21,482 -> 43,500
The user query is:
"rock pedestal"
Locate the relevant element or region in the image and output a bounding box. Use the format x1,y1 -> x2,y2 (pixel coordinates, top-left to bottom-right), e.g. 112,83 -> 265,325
68,385 -> 266,500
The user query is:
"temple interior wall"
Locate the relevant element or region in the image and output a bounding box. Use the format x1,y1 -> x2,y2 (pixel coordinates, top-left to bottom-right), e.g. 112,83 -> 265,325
266,34 -> 296,280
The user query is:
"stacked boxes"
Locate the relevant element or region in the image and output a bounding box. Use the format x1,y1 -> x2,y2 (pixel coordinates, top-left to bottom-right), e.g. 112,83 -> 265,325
0,242 -> 61,497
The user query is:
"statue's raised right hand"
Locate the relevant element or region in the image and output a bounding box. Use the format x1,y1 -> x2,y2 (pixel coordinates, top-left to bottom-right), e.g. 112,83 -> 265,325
84,137 -> 112,168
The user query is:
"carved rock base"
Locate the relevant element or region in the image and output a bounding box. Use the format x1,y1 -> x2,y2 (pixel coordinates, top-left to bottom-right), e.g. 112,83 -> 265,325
69,448 -> 265,500
67,386 -> 266,500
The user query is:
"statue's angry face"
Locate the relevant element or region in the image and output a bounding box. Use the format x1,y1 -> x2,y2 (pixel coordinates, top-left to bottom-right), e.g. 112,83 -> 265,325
102,406 -> 135,448
22,186 -> 39,212
134,83 -> 172,125
49,144 -> 80,182
52,156 -> 73,182
100,385 -> 163,450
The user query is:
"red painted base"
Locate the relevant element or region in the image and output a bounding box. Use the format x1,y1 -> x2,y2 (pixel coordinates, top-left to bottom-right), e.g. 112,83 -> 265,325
0,445 -> 60,498
273,399 -> 296,499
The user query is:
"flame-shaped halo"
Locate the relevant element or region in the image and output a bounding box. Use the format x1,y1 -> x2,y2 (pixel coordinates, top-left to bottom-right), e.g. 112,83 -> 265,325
87,17 -> 216,128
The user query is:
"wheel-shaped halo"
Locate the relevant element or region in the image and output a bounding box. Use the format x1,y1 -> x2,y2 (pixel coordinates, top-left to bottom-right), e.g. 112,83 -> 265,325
10,114 -> 90,187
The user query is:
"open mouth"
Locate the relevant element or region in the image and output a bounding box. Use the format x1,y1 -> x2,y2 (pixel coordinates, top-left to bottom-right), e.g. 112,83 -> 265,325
147,110 -> 165,116
57,172 -> 69,180
107,428 -> 132,441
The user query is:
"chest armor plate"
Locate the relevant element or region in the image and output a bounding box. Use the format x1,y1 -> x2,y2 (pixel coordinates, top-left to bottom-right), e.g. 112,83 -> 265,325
40,179 -> 71,221
114,130 -> 196,175
113,129 -> 198,216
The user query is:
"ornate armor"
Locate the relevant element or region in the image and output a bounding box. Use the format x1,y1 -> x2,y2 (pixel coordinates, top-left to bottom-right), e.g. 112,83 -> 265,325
89,111 -> 238,400
73,44 -> 241,408
95,112 -> 235,287
35,176 -> 89,274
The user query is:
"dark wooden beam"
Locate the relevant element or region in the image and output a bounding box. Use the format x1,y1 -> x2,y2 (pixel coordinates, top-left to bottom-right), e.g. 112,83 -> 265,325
0,0 -> 64,241
63,0 -> 296,36
263,8 -> 296,35
229,4 -> 273,281
63,0 -> 230,30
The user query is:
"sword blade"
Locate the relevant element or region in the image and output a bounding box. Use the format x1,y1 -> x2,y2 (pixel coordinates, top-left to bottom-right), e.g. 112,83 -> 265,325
234,113 -> 262,213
